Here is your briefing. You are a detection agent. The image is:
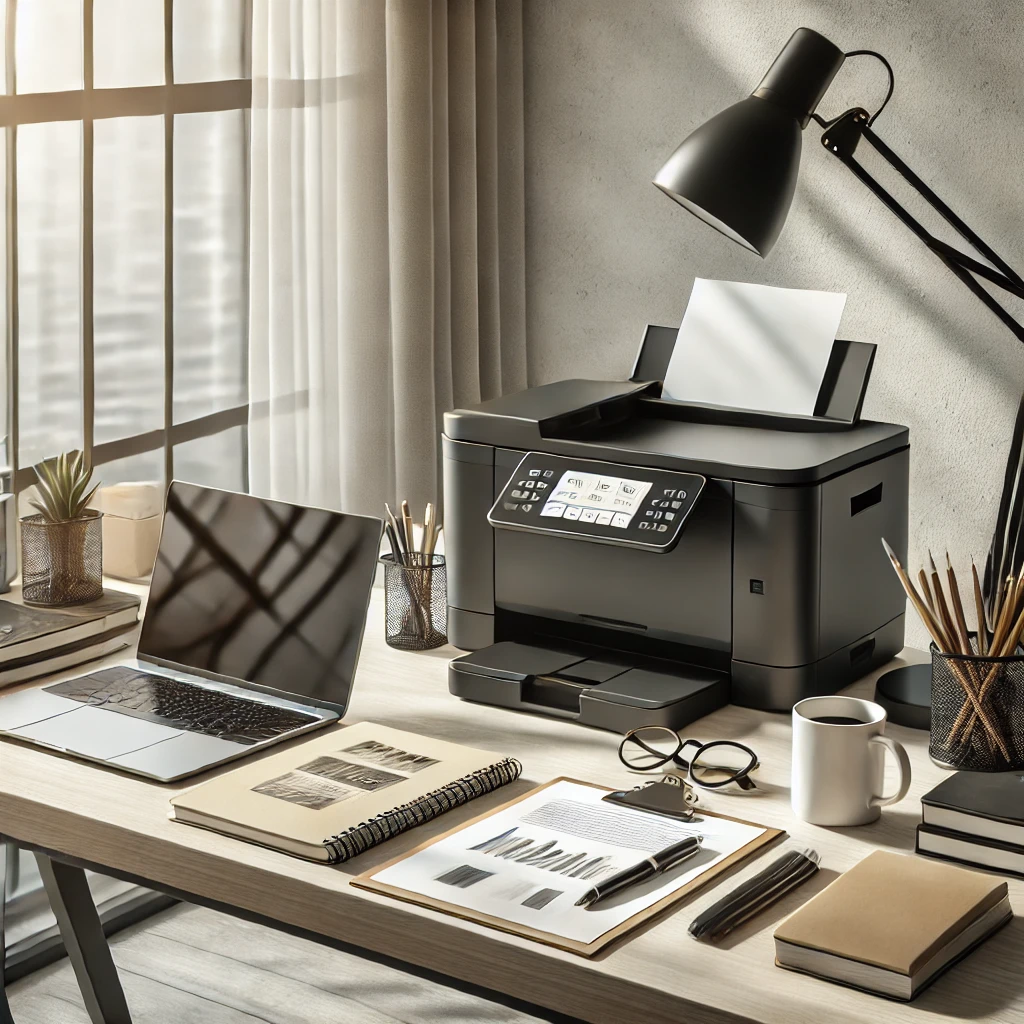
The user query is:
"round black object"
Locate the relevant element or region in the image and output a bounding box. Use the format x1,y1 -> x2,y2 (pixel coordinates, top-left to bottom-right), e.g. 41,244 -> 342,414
874,663 -> 931,731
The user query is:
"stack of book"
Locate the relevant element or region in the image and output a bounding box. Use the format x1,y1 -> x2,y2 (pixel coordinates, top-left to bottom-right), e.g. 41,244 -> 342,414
0,590 -> 140,688
917,771 -> 1024,878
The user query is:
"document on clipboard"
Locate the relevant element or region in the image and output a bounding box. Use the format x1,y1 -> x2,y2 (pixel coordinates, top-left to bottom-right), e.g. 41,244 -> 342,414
353,778 -> 783,956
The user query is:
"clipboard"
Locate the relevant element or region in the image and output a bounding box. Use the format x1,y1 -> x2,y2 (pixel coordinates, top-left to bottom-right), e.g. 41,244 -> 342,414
352,777 -> 784,957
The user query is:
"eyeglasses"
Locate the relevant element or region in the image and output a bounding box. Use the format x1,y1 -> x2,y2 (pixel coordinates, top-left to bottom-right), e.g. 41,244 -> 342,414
618,726 -> 760,791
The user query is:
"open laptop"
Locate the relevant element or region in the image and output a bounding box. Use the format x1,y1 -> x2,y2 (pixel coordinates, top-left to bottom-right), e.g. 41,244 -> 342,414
0,482 -> 383,781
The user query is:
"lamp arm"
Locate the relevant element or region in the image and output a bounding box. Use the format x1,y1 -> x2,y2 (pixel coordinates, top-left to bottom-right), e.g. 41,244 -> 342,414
814,109 -> 1024,343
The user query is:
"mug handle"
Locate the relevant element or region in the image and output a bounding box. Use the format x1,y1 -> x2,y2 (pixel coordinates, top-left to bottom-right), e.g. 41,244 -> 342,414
869,735 -> 912,807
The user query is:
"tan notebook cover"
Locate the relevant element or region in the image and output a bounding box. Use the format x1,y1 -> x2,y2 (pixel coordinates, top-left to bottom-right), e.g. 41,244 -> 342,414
774,850 -> 1008,976
354,777 -> 784,957
169,723 -> 515,862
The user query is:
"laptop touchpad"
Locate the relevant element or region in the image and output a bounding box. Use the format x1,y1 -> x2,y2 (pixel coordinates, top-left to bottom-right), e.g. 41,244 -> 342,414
109,732 -> 248,781
11,705 -> 182,760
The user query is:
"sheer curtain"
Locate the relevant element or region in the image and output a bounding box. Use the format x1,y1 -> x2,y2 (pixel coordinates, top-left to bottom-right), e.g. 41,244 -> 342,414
248,0 -> 527,516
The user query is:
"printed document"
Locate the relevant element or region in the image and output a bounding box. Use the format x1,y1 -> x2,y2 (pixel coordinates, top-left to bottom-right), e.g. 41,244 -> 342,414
368,779 -> 766,944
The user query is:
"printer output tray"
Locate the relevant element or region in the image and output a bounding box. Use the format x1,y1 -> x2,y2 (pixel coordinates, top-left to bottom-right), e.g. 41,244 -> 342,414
449,640 -> 729,733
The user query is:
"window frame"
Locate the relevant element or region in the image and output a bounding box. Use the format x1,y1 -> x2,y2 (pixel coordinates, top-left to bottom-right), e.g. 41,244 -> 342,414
2,0 -> 253,493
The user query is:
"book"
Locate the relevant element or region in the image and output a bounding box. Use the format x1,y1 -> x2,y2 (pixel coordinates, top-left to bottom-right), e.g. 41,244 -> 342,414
917,823 -> 1024,878
354,778 -> 783,956
921,770 -> 1024,848
169,722 -> 522,863
774,850 -> 1011,1000
0,590 -> 140,666
0,626 -> 133,687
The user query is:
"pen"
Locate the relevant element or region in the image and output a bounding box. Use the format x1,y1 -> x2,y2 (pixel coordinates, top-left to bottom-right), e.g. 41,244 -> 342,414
575,834 -> 703,909
688,847 -> 820,941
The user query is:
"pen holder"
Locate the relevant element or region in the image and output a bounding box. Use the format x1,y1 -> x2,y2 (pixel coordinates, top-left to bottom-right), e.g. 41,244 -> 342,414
929,638 -> 1024,771
380,553 -> 447,651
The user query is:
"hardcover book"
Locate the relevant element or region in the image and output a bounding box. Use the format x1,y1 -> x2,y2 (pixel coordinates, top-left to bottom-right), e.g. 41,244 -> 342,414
774,850 -> 1011,1000
921,770 -> 1024,848
169,722 -> 521,863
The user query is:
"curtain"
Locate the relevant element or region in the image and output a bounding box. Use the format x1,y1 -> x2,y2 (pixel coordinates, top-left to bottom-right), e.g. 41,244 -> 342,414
248,0 -> 527,517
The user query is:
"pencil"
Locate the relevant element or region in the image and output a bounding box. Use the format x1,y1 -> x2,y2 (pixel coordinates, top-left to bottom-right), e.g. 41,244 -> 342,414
929,551 -> 961,653
945,552 -> 972,654
918,569 -> 935,613
971,559 -> 988,655
400,500 -> 415,558
422,503 -> 435,559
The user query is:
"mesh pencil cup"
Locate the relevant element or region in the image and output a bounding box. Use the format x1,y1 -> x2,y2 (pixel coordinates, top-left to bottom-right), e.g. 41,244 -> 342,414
380,553 -> 447,651
929,637 -> 1024,771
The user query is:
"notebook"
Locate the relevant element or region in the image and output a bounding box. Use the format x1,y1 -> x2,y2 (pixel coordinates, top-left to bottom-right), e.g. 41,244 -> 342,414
921,771 -> 1024,848
354,777 -> 783,956
169,723 -> 521,863
774,850 -> 1011,1000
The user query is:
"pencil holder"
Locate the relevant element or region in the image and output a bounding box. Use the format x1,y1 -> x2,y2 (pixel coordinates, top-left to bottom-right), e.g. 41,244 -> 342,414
381,553 -> 447,651
929,636 -> 1024,771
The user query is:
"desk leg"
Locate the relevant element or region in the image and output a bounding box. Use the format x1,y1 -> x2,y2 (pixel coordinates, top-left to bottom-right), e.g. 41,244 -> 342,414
34,855 -> 132,1024
1,839 -> 14,1024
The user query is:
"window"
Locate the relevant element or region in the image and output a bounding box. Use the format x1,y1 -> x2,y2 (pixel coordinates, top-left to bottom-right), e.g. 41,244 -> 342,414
0,0 -> 251,974
0,0 -> 252,495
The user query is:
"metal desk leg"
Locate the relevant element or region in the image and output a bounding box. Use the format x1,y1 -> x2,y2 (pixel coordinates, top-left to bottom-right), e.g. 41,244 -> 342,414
1,839 -> 14,1024
34,855 -> 132,1024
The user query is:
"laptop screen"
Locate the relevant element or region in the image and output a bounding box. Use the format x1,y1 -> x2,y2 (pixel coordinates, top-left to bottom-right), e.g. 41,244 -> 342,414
138,482 -> 382,712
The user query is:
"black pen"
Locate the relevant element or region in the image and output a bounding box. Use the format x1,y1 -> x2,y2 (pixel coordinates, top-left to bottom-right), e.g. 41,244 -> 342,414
575,835 -> 703,909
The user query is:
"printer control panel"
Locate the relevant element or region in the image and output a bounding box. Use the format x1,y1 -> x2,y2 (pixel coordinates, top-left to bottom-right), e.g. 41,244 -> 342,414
488,453 -> 705,551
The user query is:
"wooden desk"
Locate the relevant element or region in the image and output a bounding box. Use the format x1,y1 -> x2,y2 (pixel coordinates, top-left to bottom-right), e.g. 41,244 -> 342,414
1,591 -> 1021,1024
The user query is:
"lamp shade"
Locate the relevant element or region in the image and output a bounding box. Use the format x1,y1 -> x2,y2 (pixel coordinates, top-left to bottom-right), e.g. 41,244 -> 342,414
654,28 -> 845,257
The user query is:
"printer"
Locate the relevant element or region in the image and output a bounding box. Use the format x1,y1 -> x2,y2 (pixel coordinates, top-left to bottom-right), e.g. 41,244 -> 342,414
443,325 -> 909,731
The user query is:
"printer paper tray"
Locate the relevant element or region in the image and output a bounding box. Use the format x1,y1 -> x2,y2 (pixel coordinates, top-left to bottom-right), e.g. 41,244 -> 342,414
448,641 -> 729,733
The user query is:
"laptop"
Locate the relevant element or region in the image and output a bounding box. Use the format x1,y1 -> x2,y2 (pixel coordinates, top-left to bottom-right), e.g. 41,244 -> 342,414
0,482 -> 383,781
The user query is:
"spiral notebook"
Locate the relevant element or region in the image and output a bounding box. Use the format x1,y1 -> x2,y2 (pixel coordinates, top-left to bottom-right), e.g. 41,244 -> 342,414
169,723 -> 521,863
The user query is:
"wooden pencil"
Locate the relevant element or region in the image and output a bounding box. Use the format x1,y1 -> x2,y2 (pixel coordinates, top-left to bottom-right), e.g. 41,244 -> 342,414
971,559 -> 988,655
918,569 -> 935,613
928,552 -> 960,652
945,553 -> 972,654
400,500 -> 415,557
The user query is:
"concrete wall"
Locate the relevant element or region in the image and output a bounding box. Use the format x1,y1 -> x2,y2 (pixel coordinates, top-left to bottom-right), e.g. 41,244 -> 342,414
523,0 -> 1024,649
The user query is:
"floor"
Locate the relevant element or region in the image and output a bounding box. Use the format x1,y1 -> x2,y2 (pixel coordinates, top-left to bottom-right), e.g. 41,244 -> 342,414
7,903 -> 551,1023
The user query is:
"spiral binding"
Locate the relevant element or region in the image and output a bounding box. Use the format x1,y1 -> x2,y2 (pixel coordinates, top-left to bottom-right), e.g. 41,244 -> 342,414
321,757 -> 523,863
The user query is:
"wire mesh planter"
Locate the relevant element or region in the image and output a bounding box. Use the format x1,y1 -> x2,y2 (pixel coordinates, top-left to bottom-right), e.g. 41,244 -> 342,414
21,511 -> 104,606
930,636 -> 1024,771
381,553 -> 447,651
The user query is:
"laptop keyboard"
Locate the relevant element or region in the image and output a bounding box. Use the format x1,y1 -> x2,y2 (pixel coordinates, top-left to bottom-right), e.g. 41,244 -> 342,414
45,666 -> 321,746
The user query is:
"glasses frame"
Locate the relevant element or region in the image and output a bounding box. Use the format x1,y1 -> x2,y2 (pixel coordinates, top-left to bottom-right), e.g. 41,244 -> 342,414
618,726 -> 760,791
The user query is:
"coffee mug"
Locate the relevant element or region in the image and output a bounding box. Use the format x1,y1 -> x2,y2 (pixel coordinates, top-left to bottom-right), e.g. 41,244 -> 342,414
791,695 -> 911,826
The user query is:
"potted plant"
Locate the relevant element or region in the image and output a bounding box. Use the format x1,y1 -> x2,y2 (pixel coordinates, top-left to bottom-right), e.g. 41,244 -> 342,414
21,451 -> 103,606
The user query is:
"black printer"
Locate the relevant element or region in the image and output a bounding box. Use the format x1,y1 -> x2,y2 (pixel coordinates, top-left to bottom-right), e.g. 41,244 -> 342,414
443,326 -> 909,731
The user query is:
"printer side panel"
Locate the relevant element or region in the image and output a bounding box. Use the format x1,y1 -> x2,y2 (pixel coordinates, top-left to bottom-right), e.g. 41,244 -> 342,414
442,436 -> 496,650
817,447 -> 909,659
731,447 -> 909,709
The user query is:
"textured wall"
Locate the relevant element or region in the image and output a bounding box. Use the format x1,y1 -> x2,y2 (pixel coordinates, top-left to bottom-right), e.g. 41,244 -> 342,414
523,0 -> 1024,649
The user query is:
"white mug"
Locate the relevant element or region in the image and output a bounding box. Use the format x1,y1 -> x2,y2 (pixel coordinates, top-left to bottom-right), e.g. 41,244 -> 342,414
791,695 -> 911,826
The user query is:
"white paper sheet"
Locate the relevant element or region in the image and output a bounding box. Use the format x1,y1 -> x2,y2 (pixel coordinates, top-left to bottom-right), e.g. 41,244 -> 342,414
369,780 -> 766,945
663,278 -> 847,415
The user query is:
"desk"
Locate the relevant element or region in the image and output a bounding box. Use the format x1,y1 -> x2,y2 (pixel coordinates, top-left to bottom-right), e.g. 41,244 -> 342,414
1,590 -> 1022,1024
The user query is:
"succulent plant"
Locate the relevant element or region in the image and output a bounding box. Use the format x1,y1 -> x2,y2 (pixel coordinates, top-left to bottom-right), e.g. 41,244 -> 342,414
29,450 -> 101,523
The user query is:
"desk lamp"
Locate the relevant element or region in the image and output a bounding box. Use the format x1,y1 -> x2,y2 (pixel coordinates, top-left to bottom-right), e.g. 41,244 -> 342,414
654,27 -> 1024,725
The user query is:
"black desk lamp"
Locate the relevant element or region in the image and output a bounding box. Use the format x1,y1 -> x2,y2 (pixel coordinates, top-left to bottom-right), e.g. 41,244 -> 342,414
654,27 -> 1024,726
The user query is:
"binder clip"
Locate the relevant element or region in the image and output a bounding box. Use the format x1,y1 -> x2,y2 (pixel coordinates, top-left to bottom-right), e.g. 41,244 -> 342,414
601,776 -> 699,822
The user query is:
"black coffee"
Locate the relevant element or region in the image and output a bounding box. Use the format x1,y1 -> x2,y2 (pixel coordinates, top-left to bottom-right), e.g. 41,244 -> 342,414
809,715 -> 865,726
